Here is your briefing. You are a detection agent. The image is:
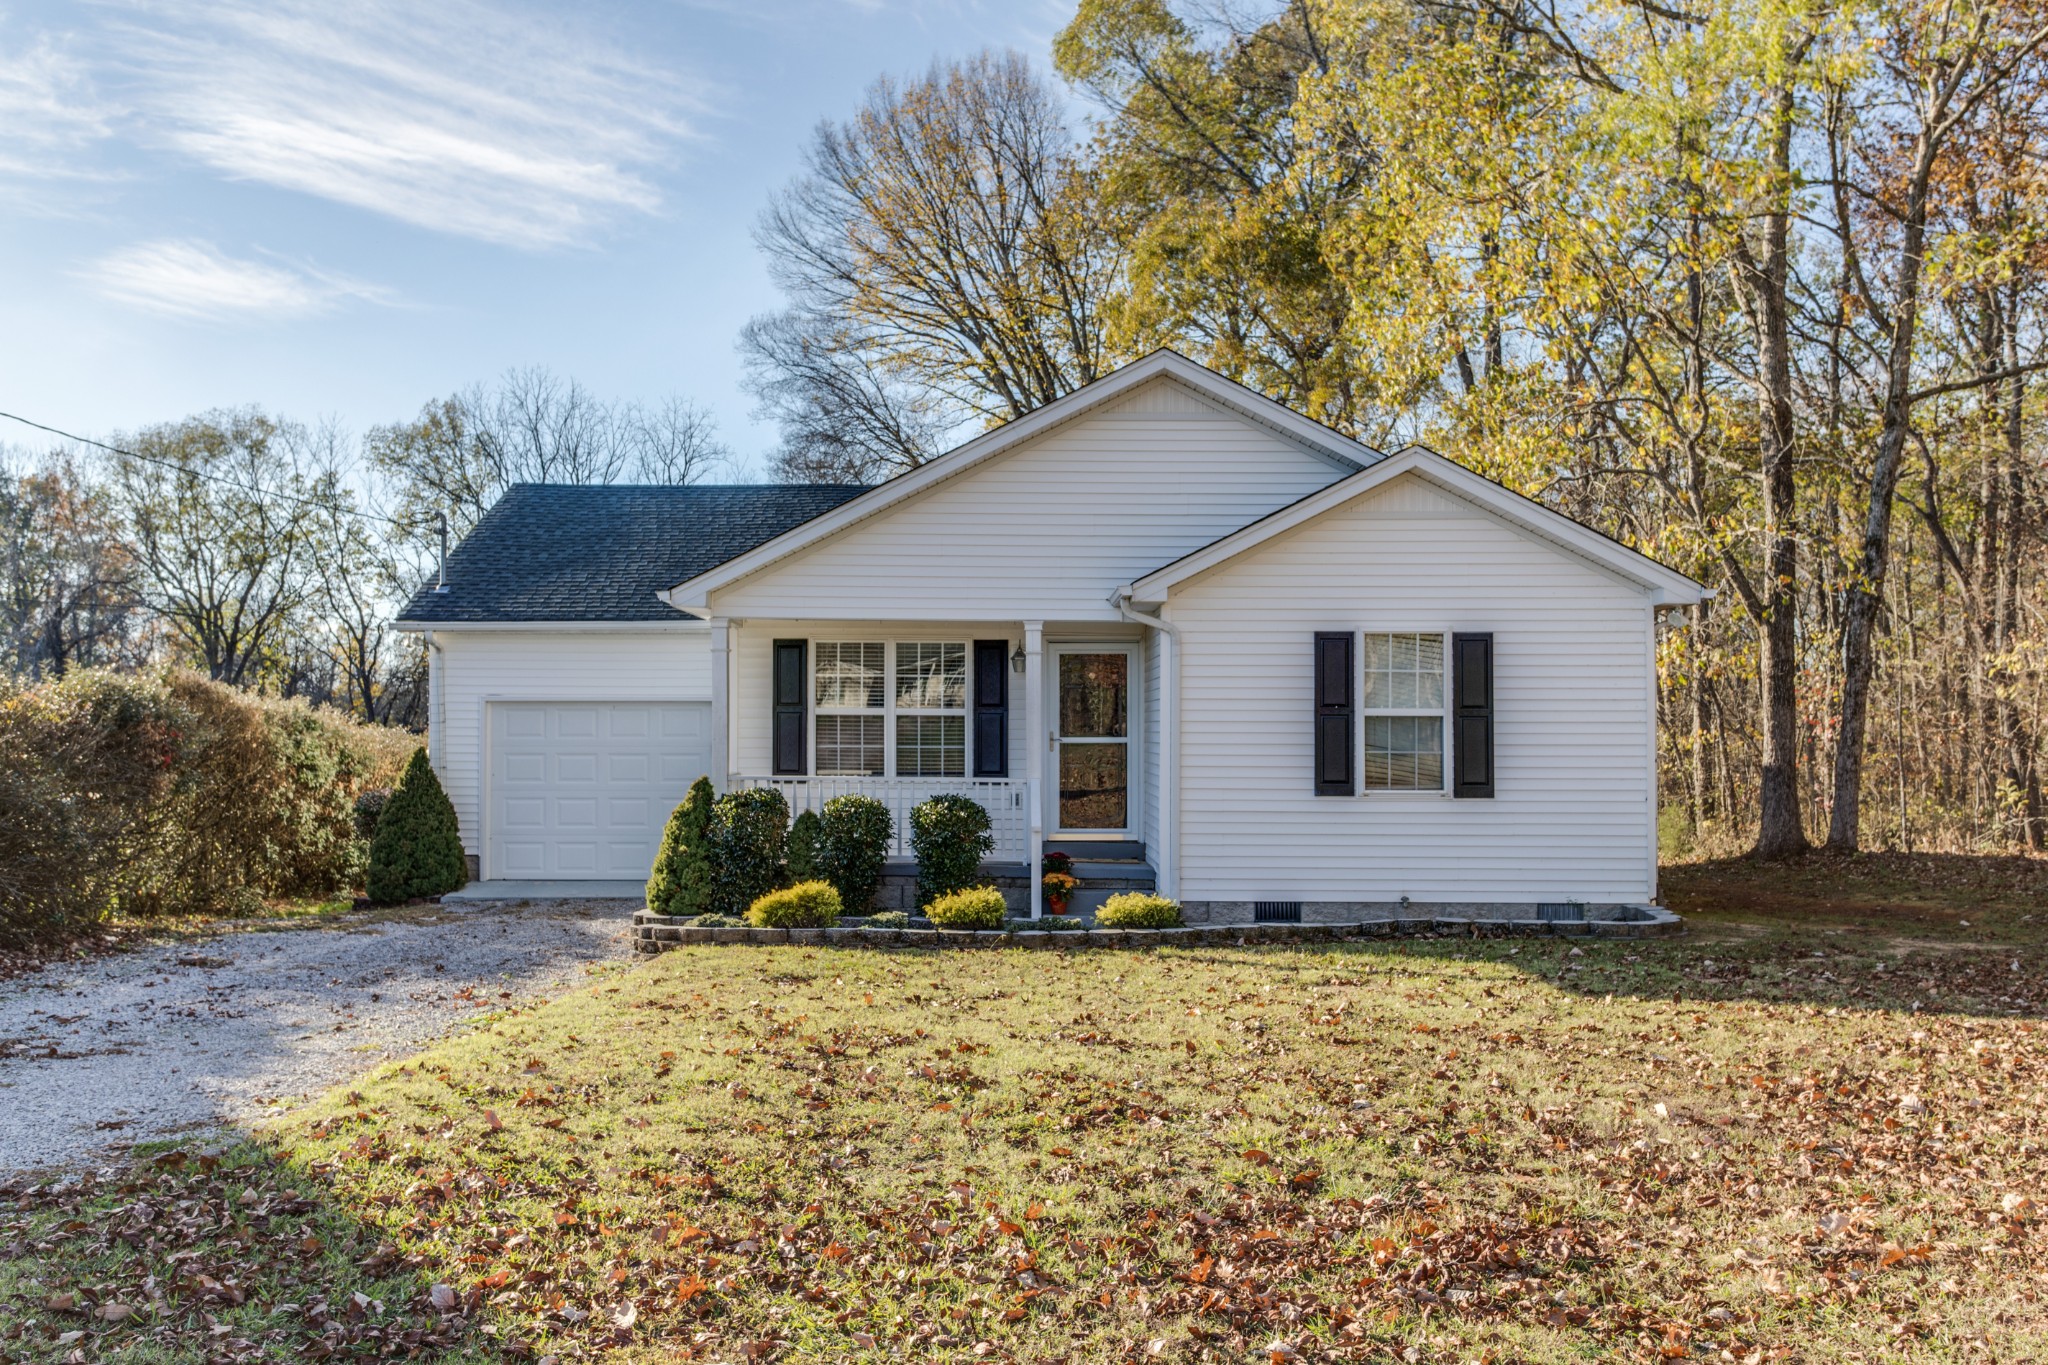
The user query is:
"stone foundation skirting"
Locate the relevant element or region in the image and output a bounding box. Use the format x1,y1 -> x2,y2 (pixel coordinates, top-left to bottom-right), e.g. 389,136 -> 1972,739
1179,900 -> 1650,925
630,905 -> 1682,954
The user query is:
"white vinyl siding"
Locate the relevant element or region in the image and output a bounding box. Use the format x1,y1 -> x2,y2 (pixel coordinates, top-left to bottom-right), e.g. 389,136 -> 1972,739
430,629 -> 714,859
708,377 -> 1344,621
1169,471 -> 1656,905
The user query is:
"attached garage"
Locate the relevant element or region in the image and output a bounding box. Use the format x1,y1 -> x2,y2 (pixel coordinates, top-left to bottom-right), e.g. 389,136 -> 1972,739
486,701 -> 711,880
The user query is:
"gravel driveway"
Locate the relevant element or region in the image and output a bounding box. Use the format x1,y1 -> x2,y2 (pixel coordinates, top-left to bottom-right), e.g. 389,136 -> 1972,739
0,900 -> 638,1174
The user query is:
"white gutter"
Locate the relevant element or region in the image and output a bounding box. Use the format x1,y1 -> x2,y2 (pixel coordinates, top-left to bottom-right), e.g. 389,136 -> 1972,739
1112,589 -> 1179,901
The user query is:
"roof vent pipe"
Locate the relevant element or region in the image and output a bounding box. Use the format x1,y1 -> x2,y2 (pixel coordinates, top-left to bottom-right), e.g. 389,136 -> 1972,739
434,511 -> 450,593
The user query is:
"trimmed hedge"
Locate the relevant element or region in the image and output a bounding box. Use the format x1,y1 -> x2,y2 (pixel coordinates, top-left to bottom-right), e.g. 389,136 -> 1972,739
924,885 -> 1006,929
816,794 -> 892,913
366,748 -> 466,904
0,669 -> 412,943
706,787 -> 790,917
910,794 -> 993,909
1095,892 -> 1184,928
647,777 -> 715,916
747,879 -> 842,928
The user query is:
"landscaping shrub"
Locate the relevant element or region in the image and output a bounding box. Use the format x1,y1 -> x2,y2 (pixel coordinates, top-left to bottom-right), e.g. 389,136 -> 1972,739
646,777 -> 715,916
366,748 -> 467,905
816,794 -> 892,912
1095,892 -> 1183,928
0,668 -> 411,944
692,913 -> 747,928
747,880 -> 842,928
910,794 -> 993,908
924,885 -> 1006,929
706,787 -> 790,917
353,788 -> 391,841
867,910 -> 910,928
787,808 -> 822,882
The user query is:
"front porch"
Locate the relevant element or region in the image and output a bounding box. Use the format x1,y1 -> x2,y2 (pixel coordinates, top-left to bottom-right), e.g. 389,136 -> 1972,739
709,617 -> 1171,917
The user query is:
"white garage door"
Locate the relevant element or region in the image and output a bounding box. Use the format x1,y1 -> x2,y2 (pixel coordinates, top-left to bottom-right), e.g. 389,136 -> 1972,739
487,702 -> 711,880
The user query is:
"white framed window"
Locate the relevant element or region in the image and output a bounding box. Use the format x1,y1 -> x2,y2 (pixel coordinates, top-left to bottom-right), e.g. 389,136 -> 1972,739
893,642 -> 966,777
814,642 -> 884,775
1363,632 -> 1446,791
810,640 -> 968,777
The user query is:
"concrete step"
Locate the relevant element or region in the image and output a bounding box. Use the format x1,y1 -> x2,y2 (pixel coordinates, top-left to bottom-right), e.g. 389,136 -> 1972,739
1068,859 -> 1155,884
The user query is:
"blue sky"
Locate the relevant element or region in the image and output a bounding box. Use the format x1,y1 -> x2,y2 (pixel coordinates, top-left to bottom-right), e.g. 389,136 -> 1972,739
0,0 -> 1076,474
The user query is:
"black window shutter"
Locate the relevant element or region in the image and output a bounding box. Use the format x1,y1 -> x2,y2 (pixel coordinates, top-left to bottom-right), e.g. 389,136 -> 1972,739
772,639 -> 807,776
1452,632 -> 1494,798
972,639 -> 1009,777
1314,632 -> 1354,796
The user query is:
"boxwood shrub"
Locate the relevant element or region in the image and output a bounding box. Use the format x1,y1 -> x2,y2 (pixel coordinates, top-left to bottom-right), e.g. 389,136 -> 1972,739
910,794 -> 993,908
866,910 -> 910,929
747,879 -> 842,928
1095,892 -> 1184,928
816,794 -> 892,913
706,787 -> 790,917
924,885 -> 1006,929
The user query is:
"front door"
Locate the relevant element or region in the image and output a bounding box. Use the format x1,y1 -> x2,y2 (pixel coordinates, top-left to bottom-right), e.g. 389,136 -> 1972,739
1053,648 -> 1133,834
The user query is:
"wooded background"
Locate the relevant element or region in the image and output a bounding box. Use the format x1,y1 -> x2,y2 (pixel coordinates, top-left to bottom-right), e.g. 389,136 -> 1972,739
6,0 -> 2043,860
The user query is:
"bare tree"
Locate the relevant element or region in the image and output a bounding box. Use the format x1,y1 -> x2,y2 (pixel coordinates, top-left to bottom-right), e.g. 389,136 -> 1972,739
0,449 -> 144,677
110,410 -> 325,687
743,50 -> 1119,480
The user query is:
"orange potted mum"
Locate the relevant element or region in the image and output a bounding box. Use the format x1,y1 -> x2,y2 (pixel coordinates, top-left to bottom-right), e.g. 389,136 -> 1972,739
1042,872 -> 1078,915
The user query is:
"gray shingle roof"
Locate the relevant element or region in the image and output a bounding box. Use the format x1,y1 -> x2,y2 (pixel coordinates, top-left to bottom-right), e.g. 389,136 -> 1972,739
396,483 -> 869,624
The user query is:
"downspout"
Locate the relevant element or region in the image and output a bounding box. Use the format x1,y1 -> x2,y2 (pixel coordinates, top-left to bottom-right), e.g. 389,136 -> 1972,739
1113,590 -> 1178,901
424,630 -> 445,771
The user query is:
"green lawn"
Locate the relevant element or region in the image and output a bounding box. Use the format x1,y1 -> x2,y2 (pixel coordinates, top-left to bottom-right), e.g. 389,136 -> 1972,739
5,853 -> 2045,1363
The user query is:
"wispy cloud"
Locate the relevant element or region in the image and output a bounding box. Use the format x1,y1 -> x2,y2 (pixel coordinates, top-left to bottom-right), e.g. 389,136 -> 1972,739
105,0 -> 710,248
87,239 -> 394,321
0,33 -> 118,186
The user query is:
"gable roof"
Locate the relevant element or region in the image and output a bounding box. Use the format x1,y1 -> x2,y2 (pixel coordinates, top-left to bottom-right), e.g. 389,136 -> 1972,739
1121,446 -> 1708,607
661,349 -> 1384,615
395,483 -> 869,627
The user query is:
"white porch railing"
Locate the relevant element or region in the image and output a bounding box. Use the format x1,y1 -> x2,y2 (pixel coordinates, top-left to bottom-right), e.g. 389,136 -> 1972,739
734,776 -> 1032,863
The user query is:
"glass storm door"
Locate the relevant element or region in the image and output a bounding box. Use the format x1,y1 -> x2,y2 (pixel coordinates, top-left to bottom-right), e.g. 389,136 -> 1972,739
1054,649 -> 1132,832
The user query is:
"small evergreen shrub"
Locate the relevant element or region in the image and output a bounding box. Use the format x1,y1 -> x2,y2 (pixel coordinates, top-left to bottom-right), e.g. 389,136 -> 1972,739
646,777 -> 715,916
816,794 -> 892,912
1006,916 -> 1084,931
353,788 -> 391,841
692,913 -> 747,928
706,787 -> 790,917
867,910 -> 910,929
747,879 -> 842,928
910,794 -> 993,908
787,808 -> 822,883
1095,892 -> 1183,928
924,885 -> 1006,929
366,748 -> 467,904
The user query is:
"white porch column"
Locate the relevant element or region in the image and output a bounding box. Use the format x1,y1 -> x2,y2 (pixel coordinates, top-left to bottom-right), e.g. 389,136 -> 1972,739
709,617 -> 731,788
1023,620 -> 1044,919
1156,618 -> 1177,901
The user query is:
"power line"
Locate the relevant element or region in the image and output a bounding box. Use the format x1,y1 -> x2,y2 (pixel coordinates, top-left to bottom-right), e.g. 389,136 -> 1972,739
0,408 -> 420,533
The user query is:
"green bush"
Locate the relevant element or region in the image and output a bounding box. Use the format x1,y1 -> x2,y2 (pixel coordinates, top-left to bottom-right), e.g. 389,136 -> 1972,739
706,787 -> 790,917
747,879 -> 842,928
1095,892 -> 1183,928
646,776 -> 715,916
787,808 -> 822,883
910,794 -> 993,908
816,794 -> 892,912
0,669 -> 413,944
353,788 -> 391,841
867,910 -> 910,929
366,748 -> 467,904
924,885 -> 1006,929
692,913 -> 747,928
1007,915 -> 1084,931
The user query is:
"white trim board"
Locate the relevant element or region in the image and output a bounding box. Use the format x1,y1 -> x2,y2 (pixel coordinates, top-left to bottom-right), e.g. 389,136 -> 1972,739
1121,447 -> 1708,608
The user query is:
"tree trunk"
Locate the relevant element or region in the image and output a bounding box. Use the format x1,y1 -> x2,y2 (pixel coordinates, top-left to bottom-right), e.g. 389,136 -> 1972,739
1751,80 -> 1808,859
1825,112 -> 1940,850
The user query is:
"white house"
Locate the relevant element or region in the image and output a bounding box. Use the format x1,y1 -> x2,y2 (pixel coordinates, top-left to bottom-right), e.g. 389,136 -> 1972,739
397,350 -> 1704,921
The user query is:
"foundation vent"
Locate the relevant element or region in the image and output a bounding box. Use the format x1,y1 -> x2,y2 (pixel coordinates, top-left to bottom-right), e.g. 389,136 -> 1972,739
1252,901 -> 1303,923
1536,902 -> 1585,922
